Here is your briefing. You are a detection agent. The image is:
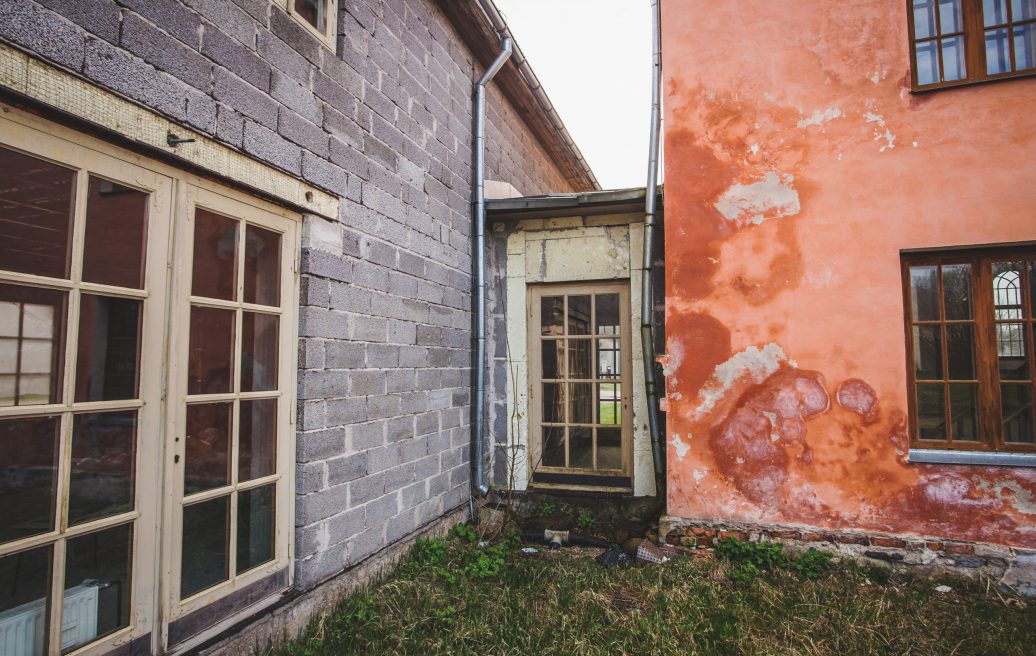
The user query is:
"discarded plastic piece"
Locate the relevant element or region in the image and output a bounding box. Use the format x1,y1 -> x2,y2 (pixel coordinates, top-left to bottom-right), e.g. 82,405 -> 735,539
934,585 -> 952,593
478,540 -> 490,548
520,529 -> 610,549
636,540 -> 667,564
521,547 -> 539,554
596,544 -> 633,568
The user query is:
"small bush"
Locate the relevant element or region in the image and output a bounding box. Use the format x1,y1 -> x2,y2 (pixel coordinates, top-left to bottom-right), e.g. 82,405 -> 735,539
715,538 -> 836,582
576,511 -> 596,531
789,548 -> 834,579
406,538 -> 448,570
533,502 -> 557,518
449,522 -> 479,543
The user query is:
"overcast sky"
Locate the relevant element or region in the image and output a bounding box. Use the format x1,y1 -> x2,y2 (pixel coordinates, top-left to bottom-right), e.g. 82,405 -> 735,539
493,0 -> 653,190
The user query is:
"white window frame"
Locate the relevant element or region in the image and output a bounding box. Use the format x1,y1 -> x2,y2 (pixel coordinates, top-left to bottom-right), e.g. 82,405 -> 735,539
278,0 -> 339,49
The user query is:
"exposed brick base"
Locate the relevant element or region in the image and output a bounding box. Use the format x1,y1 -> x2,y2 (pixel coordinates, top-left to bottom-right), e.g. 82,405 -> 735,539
660,515 -> 1036,595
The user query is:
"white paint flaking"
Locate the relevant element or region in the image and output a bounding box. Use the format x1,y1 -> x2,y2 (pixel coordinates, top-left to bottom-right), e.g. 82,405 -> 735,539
670,433 -> 690,460
974,476 -> 1036,515
692,343 -> 794,420
714,172 -> 801,227
864,112 -> 886,127
749,143 -> 760,155
796,106 -> 843,128
692,469 -> 707,483
877,128 -> 896,152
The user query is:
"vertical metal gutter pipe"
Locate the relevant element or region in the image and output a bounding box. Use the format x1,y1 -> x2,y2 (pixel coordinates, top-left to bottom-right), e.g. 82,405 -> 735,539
471,36 -> 513,496
643,0 -> 664,478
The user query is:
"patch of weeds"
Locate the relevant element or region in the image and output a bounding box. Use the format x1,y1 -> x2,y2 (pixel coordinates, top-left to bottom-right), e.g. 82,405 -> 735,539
449,522 -> 479,543
788,547 -> 834,579
576,510 -> 596,531
408,537 -> 448,568
533,502 -> 557,518
715,537 -> 787,581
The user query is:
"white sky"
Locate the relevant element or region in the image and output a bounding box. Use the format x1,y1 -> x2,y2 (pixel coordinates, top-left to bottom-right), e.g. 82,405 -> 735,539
494,0 -> 652,190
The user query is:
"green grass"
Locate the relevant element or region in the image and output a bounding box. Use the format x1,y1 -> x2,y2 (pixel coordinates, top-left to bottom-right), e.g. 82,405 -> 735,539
266,532 -> 1035,656
598,401 -> 620,425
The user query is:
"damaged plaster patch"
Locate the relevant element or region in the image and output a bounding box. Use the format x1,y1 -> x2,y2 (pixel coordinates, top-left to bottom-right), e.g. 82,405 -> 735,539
670,433 -> 690,460
974,477 -> 1036,515
796,106 -> 843,128
714,172 -> 801,227
692,468 -> 708,483
864,112 -> 896,152
692,343 -> 795,420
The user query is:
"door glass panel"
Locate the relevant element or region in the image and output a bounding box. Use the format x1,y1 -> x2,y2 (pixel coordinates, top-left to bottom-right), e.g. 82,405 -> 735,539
910,266 -> 940,320
567,295 -> 591,335
567,339 -> 592,379
181,496 -> 230,598
241,312 -> 278,392
541,340 -> 562,379
540,297 -> 564,335
598,428 -> 622,470
188,306 -> 235,395
192,209 -> 238,301
570,427 -> 592,469
62,524 -> 132,653
185,402 -> 232,495
244,225 -> 281,306
942,264 -> 972,320
1002,384 -> 1034,443
0,416 -> 60,543
917,384 -> 946,439
948,383 -> 979,441
81,177 -> 148,289
542,427 -> 564,467
0,545 -> 51,655
542,383 -> 563,423
595,293 -> 620,334
946,324 -> 976,380
598,383 -> 621,425
68,411 -> 136,526
0,146 -> 76,279
75,295 -> 141,402
237,484 -> 275,574
570,383 -> 592,424
0,284 -> 66,407
596,338 -> 620,379
913,325 -> 944,380
239,399 -> 276,482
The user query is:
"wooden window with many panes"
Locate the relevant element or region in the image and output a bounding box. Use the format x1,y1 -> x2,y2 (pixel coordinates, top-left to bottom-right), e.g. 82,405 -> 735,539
902,246 -> 1036,452
528,283 -> 632,485
908,0 -> 1036,90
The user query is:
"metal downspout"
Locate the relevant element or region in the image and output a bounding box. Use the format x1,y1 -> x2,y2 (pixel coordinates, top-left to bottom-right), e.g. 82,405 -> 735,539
471,36 -> 513,496
643,0 -> 664,480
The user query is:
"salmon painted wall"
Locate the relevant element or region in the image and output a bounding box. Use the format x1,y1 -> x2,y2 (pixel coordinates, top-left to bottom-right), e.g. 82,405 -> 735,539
660,0 -> 1036,547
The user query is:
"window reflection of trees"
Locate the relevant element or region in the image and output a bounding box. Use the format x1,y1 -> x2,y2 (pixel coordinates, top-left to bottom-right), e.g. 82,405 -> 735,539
994,268 -> 1024,358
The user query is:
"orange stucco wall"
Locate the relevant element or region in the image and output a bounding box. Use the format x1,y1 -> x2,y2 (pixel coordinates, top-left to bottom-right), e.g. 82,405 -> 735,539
661,0 -> 1036,546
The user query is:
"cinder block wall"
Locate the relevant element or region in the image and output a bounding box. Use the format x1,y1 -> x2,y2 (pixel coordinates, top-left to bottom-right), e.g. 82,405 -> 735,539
0,0 -> 575,591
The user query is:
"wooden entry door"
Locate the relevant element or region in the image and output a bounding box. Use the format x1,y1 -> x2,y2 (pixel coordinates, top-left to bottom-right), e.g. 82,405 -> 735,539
528,283 -> 632,489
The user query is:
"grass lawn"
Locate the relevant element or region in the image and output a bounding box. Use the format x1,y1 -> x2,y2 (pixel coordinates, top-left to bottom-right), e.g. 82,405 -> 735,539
268,527 -> 1035,656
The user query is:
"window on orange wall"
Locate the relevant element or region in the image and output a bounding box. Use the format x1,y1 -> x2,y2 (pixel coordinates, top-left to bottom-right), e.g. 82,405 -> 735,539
908,0 -> 1036,90
902,246 -> 1036,453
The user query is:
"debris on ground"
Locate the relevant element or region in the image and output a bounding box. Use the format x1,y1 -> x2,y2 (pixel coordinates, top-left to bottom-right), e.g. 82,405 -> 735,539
935,585 -> 953,593
596,543 -> 633,568
635,539 -> 668,565
521,547 -> 539,554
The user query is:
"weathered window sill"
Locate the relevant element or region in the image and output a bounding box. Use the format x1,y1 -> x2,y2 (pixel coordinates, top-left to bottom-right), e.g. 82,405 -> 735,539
908,449 -> 1036,468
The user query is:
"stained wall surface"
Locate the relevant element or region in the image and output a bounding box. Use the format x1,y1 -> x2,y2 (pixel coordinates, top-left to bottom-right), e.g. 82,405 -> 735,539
660,0 -> 1036,547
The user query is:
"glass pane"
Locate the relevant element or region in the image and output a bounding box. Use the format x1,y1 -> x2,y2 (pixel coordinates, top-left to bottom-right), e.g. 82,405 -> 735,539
188,306 -> 234,395
910,266 -> 940,320
237,484 -> 275,574
192,209 -> 238,301
81,177 -> 148,289
913,325 -> 944,380
598,427 -> 622,470
181,496 -> 230,598
567,295 -> 591,335
241,312 -> 278,392
568,339 -> 592,379
595,293 -> 620,334
1002,384 -> 1034,443
942,264 -> 972,319
540,296 -> 564,336
541,427 -> 564,467
917,384 -> 946,439
598,382 -> 621,425
244,225 -> 281,306
239,399 -> 276,482
0,416 -> 59,543
74,295 -> 141,402
570,382 -> 592,424
0,545 -> 51,655
997,323 -> 1029,379
596,338 -> 620,379
1014,24 -> 1036,70
62,523 -> 132,653
914,0 -> 937,37
987,27 -> 1013,73
993,261 -> 1025,319
570,427 -> 592,469
68,411 -> 136,526
985,0 -> 1009,24
1014,0 -> 1036,20
541,340 -> 562,379
294,0 -> 326,32
542,383 -> 563,423
942,35 -> 967,80
0,146 -> 75,279
939,0 -> 964,31
949,383 -> 979,441
0,284 -> 66,407
916,39 -> 940,85
946,324 -> 976,380
185,402 -> 232,495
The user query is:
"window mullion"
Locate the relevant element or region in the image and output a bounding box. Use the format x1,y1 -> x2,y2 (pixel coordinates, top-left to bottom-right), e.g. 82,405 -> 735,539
973,258 -> 1002,450
965,0 -> 987,81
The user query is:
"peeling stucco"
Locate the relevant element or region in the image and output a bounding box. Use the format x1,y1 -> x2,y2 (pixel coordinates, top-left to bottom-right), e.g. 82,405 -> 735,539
692,343 -> 794,420
714,172 -> 800,227
796,106 -> 843,128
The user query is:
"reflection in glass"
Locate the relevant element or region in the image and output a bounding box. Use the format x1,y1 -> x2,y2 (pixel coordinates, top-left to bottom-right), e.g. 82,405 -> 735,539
949,384 -> 979,441
987,27 -> 1012,73
0,145 -> 76,279
940,0 -> 964,32
598,383 -> 621,425
913,325 -> 944,380
910,266 -> 940,320
985,0 -> 1008,25
993,262 -> 1024,318
540,297 -> 564,336
1015,23 -> 1036,69
82,177 -> 148,289
244,225 -> 281,306
946,324 -> 976,380
570,383 -> 592,424
567,339 -> 592,379
942,264 -> 972,319
62,524 -> 132,653
542,383 -> 563,423
0,545 -> 51,655
185,402 -> 232,495
570,427 -> 592,469
542,427 -> 564,467
567,296 -> 591,335
1002,384 -> 1034,443
192,209 -> 238,301
69,411 -> 136,526
240,399 -> 276,482
188,306 -> 234,395
598,428 -> 622,470
75,295 -> 141,402
595,293 -> 620,334
596,338 -> 620,379
914,0 -> 936,38
942,35 -> 967,80
242,312 -> 278,392
1015,0 -> 1036,21
917,384 -> 946,439
541,340 -> 562,379
237,485 -> 275,574
916,39 -> 940,85
0,416 -> 59,543
997,324 -> 1028,377
181,496 -> 230,598
0,284 -> 66,407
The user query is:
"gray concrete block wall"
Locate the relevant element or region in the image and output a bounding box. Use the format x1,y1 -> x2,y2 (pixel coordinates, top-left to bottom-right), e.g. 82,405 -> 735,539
0,0 -> 577,592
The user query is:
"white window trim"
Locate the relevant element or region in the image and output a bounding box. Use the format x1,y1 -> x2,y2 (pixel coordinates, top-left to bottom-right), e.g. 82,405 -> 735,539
278,0 -> 339,49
